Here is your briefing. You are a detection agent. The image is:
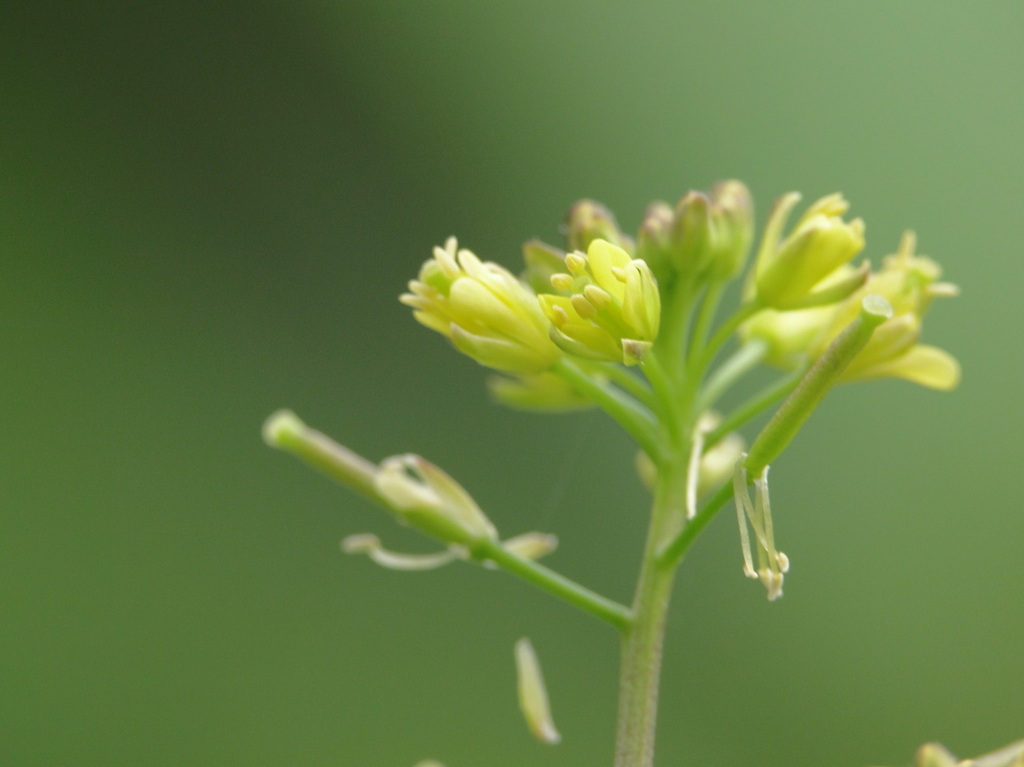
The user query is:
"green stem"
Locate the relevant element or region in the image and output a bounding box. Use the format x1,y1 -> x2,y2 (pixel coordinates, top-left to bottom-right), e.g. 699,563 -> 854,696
554,358 -> 661,459
479,540 -> 632,630
689,298 -> 762,375
266,410 -> 633,629
696,338 -> 768,413
745,295 -> 891,477
657,480 -> 734,567
688,281 -> 725,360
263,410 -> 382,503
656,278 -> 698,381
704,367 -> 805,449
642,351 -> 684,441
597,362 -> 658,411
614,438 -> 690,767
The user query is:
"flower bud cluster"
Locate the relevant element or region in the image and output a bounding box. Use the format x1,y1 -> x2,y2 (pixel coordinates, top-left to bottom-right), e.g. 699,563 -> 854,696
400,185 -> 957,392
401,237 -> 562,373
539,239 -> 661,365
636,180 -> 754,284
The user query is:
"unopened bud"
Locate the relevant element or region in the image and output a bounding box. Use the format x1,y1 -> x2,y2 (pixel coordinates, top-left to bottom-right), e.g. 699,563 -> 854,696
564,199 -> 633,253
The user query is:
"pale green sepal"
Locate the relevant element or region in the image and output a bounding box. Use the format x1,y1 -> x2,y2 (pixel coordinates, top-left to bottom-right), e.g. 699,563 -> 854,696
341,534 -> 461,570
542,311 -> 622,362
779,260 -> 870,310
750,192 -> 802,288
621,339 -> 652,366
514,638 -> 561,745
413,761 -> 447,767
450,324 -> 555,374
621,259 -> 660,339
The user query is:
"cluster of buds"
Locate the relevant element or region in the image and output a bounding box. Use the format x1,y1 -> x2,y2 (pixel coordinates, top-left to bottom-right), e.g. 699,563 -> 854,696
636,180 -> 754,284
401,237 -> 562,374
539,238 -> 661,365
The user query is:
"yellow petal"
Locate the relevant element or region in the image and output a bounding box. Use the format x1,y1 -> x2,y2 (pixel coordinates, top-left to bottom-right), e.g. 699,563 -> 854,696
848,345 -> 961,390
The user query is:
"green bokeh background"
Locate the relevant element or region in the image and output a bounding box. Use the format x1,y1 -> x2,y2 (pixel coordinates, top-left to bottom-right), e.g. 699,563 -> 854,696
4,2 -> 1022,765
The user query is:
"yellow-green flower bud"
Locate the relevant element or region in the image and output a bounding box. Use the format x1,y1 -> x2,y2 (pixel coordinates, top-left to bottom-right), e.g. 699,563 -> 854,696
669,180 -> 755,282
564,199 -> 634,254
755,192 -> 866,309
634,201 -> 676,283
704,180 -> 755,281
671,190 -> 716,274
538,239 -> 661,365
374,454 -> 498,550
401,237 -> 562,373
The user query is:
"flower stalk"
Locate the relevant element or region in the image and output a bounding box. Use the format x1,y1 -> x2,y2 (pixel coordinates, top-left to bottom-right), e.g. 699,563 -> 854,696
266,183 -> 964,766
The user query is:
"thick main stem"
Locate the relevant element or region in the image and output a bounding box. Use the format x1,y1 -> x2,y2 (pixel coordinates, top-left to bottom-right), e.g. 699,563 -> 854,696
614,444 -> 690,767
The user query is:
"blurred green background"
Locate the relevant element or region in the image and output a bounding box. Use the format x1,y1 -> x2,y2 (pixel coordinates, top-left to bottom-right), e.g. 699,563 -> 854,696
3,2 -> 1022,765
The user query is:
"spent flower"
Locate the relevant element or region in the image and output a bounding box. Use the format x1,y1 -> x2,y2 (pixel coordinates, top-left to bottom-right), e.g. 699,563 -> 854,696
374,453 -> 498,551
